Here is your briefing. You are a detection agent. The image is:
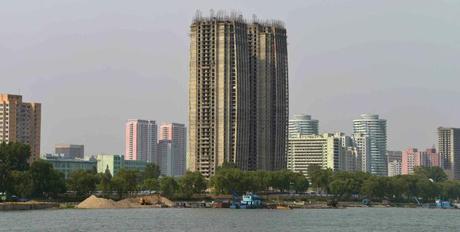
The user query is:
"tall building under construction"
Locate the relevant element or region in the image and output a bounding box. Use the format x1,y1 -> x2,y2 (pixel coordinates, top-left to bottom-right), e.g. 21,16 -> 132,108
188,11 -> 288,177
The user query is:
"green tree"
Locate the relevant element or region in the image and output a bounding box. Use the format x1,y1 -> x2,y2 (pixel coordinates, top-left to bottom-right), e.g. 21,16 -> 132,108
111,175 -> 127,198
270,170 -> 295,192
115,169 -> 140,195
210,167 -> 245,194
361,176 -> 389,200
329,172 -> 361,199
414,166 -> 448,183
160,176 -> 178,198
178,171 -> 207,198
0,142 -> 31,194
440,180 -> 460,200
9,171 -> 32,198
292,173 -> 309,193
143,163 -> 161,179
417,178 -> 440,202
141,178 -> 159,192
98,168 -> 112,196
67,170 -> 98,197
29,160 -> 66,198
309,167 -> 333,194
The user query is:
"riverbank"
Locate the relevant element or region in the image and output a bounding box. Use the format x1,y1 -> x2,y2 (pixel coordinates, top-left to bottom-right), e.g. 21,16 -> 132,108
0,201 -> 59,211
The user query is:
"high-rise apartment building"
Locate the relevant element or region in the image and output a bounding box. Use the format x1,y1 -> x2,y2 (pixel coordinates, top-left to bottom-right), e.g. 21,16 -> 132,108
438,127 -> 460,179
353,133 -> 370,172
401,148 -> 418,175
401,147 -> 440,175
125,119 -> 157,163
334,132 -> 360,172
188,12 -> 288,177
158,123 -> 186,176
0,94 -> 41,162
55,144 -> 84,159
353,114 -> 387,176
96,154 -> 147,176
288,114 -> 319,138
287,133 -> 342,176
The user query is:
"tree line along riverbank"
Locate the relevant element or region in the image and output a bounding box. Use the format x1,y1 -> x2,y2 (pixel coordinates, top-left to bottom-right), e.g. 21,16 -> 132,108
3,142 -> 460,209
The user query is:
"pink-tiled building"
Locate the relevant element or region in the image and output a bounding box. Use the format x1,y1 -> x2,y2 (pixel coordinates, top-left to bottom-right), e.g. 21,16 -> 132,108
125,119 -> 157,163
401,147 -> 440,175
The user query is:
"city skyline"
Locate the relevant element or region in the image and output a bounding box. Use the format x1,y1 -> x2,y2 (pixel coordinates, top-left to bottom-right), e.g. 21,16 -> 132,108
2,1 -> 460,155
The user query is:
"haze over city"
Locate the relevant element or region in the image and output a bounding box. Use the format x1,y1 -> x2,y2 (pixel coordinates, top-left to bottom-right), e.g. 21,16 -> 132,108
1,0 -> 460,155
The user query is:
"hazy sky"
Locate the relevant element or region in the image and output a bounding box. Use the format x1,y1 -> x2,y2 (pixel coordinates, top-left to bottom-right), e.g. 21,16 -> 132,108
1,0 -> 460,155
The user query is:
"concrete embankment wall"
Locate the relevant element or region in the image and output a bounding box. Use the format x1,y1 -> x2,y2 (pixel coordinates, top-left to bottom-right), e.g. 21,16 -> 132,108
0,202 -> 59,211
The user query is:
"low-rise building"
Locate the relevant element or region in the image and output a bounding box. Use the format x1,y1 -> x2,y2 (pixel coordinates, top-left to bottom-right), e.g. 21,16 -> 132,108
42,156 -> 96,179
96,154 -> 147,176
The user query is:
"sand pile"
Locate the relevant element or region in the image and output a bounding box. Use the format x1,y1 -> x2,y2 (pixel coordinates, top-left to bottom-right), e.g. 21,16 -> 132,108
76,195 -> 117,209
76,194 -> 174,209
116,198 -> 139,208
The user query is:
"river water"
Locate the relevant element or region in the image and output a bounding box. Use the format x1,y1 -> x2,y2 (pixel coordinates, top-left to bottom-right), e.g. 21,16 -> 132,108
1,208 -> 458,231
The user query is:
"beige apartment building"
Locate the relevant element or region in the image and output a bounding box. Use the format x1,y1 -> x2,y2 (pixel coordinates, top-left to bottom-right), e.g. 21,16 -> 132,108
188,12 -> 288,177
287,133 -> 342,177
0,94 -> 41,162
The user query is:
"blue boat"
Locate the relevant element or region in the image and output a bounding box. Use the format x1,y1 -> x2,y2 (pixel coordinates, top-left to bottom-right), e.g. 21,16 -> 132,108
435,199 -> 453,209
240,193 -> 263,209
230,191 -> 263,209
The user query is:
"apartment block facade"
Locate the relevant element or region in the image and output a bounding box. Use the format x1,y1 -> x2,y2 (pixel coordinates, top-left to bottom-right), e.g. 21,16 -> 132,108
438,127 -> 460,179
158,123 -> 187,176
401,147 -> 440,175
0,94 -> 41,162
287,133 -> 342,176
125,119 -> 157,163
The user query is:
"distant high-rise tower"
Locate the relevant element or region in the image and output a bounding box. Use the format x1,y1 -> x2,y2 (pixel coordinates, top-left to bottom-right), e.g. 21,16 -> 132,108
353,114 -> 387,176
0,94 -> 41,162
125,119 -> 157,163
289,114 -> 319,138
188,11 -> 288,177
438,127 -> 460,179
158,123 -> 186,176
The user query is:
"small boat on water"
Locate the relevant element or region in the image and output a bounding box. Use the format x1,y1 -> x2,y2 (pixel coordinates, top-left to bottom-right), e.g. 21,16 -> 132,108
240,193 -> 263,209
230,192 -> 263,209
435,199 -> 453,209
